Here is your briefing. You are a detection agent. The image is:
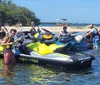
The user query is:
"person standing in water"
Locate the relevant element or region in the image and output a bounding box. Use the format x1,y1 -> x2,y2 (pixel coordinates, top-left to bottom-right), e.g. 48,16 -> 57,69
2,29 -> 17,65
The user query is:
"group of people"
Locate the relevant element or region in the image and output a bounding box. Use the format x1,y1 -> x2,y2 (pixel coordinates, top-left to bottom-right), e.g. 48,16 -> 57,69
60,24 -> 100,52
30,21 -> 100,51
1,22 -> 100,65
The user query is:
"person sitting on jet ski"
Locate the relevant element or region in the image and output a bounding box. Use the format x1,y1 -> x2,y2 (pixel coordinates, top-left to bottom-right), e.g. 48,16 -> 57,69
30,21 -> 41,42
30,21 -> 41,36
71,24 -> 99,51
58,26 -> 68,38
85,24 -> 99,50
56,26 -> 75,44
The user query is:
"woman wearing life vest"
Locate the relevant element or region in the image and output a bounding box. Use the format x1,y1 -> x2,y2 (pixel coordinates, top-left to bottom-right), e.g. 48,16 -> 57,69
2,29 -> 18,65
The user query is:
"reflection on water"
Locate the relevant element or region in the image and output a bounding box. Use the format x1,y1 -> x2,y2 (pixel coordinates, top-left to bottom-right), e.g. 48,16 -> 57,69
0,58 -> 99,85
0,32 -> 99,85
3,64 -> 15,78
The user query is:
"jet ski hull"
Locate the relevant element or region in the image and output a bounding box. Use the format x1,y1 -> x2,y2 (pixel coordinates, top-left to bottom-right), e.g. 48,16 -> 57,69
15,52 -> 94,70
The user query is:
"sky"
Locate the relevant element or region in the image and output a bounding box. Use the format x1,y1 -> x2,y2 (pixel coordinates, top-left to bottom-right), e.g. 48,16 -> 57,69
13,0 -> 100,24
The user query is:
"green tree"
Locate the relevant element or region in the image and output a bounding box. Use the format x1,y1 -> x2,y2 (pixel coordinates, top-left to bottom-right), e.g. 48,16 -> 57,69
0,0 -> 40,26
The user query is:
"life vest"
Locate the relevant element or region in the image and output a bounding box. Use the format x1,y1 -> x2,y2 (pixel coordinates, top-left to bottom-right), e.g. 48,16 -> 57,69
5,37 -> 14,49
30,29 -> 37,35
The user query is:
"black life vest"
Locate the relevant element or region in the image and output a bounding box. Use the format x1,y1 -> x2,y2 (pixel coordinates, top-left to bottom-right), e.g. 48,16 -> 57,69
30,29 -> 37,35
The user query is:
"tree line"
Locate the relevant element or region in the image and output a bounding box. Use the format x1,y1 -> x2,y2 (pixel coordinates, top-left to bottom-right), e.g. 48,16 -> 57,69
0,0 -> 40,26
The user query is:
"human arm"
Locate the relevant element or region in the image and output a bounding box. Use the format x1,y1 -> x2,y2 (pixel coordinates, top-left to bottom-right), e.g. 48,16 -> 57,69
2,38 -> 19,46
1,26 -> 9,35
58,31 -> 62,38
7,40 -> 18,45
85,29 -> 97,40
85,31 -> 92,39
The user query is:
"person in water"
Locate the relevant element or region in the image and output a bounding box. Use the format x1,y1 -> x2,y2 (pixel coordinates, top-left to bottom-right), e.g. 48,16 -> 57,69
2,29 -> 17,65
58,26 -> 68,38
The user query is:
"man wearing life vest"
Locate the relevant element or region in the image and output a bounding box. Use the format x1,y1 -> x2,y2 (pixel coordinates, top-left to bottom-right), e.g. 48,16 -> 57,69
85,24 -> 99,49
58,26 -> 68,38
30,21 -> 41,42
30,21 -> 41,36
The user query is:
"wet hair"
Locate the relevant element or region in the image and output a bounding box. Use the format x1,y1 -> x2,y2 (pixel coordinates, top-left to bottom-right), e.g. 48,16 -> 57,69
10,29 -> 17,33
63,26 -> 67,29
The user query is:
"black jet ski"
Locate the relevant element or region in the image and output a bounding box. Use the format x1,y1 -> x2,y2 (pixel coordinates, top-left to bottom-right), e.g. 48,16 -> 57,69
13,36 -> 95,70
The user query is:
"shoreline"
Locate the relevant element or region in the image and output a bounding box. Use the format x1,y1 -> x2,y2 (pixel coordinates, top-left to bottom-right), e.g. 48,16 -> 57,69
6,26 -> 90,33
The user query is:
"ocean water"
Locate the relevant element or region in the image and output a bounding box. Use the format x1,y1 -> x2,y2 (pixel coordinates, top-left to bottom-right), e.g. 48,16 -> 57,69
0,58 -> 100,85
0,32 -> 100,85
39,23 -> 100,27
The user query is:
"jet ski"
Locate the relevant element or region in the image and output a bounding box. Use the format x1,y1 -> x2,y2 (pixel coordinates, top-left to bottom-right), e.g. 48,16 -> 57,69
0,31 -> 95,70
13,36 -> 95,70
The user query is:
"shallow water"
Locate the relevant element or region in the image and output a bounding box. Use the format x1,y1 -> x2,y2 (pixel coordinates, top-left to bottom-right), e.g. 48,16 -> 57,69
0,32 -> 100,85
0,57 -> 100,85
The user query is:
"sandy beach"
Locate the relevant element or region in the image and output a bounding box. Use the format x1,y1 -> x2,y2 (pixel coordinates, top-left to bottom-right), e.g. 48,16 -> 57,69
6,26 -> 90,33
